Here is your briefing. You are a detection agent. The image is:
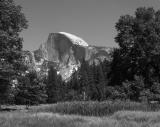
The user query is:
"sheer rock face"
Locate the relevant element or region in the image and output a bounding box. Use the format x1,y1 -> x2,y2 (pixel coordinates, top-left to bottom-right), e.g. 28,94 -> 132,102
23,32 -> 112,80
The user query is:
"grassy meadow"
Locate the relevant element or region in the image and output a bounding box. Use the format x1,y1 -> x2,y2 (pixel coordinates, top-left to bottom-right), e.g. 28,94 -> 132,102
1,101 -> 160,127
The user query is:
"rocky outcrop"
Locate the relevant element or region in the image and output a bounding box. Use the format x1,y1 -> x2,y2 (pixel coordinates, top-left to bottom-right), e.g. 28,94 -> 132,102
23,32 -> 112,80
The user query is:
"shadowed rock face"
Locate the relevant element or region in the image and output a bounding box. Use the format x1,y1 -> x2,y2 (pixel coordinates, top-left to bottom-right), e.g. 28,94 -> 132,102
23,32 -> 112,80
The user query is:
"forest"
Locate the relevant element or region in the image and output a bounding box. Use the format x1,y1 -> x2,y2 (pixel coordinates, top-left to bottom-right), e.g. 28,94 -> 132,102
1,0 -> 160,106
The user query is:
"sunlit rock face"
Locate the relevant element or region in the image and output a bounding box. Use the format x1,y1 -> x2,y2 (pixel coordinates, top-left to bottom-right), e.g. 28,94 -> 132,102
24,32 -> 112,80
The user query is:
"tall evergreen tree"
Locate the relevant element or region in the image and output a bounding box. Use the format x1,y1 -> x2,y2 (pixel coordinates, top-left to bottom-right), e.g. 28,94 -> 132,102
46,66 -> 63,103
15,71 -> 47,105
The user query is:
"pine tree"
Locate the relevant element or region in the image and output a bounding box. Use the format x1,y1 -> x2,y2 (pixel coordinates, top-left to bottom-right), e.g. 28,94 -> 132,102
97,64 -> 106,100
46,66 -> 64,103
15,71 -> 47,105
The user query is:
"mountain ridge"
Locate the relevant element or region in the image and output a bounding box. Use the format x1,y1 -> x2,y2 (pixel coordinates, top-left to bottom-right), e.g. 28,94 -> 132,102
23,32 -> 112,80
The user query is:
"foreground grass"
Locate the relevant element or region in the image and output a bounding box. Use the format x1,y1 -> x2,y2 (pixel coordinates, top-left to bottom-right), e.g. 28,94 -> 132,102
31,101 -> 160,116
0,112 -> 114,127
1,111 -> 160,127
1,101 -> 160,127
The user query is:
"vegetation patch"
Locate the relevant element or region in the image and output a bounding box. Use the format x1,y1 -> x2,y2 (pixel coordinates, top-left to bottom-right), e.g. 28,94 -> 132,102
32,101 -> 160,116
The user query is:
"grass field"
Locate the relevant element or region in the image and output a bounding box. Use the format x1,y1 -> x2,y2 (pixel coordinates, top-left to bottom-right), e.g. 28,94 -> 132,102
31,101 -> 160,116
1,101 -> 160,127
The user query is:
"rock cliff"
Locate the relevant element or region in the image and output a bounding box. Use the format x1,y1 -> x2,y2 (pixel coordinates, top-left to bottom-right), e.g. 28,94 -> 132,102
23,32 -> 112,80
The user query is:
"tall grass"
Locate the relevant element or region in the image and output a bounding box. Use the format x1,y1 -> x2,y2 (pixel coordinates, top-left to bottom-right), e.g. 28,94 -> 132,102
1,110 -> 160,127
1,101 -> 160,127
32,100 -> 160,116
0,112 -> 114,127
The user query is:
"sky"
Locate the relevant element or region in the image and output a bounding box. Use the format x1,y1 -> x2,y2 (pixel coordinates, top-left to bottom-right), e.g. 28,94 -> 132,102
15,0 -> 160,51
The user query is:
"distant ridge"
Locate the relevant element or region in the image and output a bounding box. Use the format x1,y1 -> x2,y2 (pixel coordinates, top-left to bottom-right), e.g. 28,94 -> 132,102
23,32 -> 112,80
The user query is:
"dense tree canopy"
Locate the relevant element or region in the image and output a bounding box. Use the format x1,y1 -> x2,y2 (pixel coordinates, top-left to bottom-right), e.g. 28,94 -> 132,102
0,0 -> 28,104
110,7 -> 160,101
15,71 -> 47,105
111,7 -> 160,85
0,0 -> 28,57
